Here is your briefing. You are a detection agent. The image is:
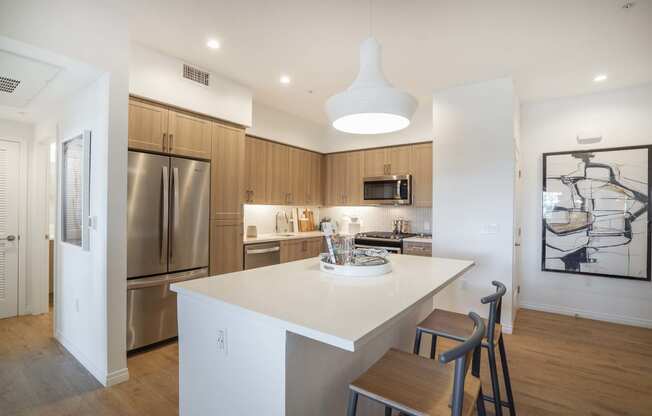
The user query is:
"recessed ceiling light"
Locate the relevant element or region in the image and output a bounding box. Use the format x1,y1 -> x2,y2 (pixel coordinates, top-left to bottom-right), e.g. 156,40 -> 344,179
206,39 -> 220,49
594,74 -> 608,82
280,75 -> 291,85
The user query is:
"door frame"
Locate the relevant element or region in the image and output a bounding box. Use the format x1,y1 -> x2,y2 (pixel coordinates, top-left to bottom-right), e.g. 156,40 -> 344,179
0,137 -> 28,317
27,138 -> 55,315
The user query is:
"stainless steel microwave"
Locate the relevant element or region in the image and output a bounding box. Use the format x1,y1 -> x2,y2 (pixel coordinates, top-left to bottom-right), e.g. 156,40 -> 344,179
363,175 -> 412,205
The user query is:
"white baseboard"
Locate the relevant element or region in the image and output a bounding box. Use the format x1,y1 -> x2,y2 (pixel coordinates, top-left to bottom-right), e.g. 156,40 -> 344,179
55,329 -> 108,386
106,367 -> 130,386
520,302 -> 652,329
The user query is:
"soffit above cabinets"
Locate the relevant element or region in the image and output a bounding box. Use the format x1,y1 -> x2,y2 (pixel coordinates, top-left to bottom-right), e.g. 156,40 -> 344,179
0,50 -> 61,108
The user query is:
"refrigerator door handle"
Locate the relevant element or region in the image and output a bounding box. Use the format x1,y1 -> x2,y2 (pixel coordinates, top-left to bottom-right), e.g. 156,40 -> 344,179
161,165 -> 169,264
170,166 -> 180,261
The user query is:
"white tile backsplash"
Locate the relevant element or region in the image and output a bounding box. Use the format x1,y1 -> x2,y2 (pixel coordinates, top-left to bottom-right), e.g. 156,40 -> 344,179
244,205 -> 321,234
244,204 -> 432,235
321,206 -> 432,234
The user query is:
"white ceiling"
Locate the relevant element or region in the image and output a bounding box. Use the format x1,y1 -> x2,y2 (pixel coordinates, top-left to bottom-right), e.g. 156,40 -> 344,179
129,0 -> 652,125
0,36 -> 102,123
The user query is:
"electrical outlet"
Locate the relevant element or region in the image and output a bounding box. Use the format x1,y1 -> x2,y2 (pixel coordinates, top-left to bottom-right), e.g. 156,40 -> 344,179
217,329 -> 228,355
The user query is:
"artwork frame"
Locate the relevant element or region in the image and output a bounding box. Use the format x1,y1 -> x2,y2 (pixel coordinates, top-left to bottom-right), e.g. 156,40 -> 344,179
541,145 -> 652,281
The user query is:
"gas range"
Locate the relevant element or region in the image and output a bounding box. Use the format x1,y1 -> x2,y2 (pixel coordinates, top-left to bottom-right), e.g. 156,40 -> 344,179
354,231 -> 418,254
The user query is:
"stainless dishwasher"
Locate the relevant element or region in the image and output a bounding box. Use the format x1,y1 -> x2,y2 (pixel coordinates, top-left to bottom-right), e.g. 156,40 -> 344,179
244,242 -> 281,270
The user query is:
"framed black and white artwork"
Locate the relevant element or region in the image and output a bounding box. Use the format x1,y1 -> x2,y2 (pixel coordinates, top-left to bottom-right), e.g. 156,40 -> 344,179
542,145 -> 651,281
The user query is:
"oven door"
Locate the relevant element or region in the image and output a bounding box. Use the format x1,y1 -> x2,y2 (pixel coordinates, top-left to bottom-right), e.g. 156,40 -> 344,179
363,175 -> 412,205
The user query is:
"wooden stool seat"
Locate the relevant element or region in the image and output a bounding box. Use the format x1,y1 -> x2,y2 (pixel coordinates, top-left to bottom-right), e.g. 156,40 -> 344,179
418,309 -> 502,346
350,348 -> 481,416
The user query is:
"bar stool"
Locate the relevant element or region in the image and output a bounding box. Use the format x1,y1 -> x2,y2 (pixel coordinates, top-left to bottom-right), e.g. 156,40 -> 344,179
414,281 -> 516,416
346,312 -> 486,416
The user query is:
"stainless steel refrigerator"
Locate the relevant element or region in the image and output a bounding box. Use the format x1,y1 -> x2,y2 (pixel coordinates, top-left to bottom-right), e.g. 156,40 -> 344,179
127,151 -> 210,350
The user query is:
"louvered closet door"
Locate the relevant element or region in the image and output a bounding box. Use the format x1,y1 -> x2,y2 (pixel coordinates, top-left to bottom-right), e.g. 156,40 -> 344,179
0,140 -> 20,319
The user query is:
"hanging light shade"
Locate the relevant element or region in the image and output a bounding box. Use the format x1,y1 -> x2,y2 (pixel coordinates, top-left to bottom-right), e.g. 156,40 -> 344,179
326,37 -> 417,135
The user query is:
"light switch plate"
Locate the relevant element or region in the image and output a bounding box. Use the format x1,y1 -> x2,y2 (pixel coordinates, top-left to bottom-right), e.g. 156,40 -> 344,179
481,224 -> 499,235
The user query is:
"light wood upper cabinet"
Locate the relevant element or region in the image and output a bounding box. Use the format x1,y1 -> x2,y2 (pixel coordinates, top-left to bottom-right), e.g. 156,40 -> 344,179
387,146 -> 412,175
347,151 -> 365,205
269,142 -> 290,205
128,98 -> 168,152
325,153 -> 348,206
364,148 -> 387,177
411,143 -> 433,207
211,122 -> 245,221
288,147 -> 307,205
307,152 -> 323,205
244,136 -> 271,204
168,110 -> 212,159
210,221 -> 243,275
363,146 -> 412,176
243,137 -> 323,206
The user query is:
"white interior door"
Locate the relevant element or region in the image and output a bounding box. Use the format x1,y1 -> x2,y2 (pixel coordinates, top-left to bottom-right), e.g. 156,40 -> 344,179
0,140 -> 20,319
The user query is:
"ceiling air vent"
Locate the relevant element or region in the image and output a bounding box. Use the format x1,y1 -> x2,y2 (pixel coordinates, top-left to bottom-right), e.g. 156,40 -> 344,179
183,64 -> 210,86
0,76 -> 21,93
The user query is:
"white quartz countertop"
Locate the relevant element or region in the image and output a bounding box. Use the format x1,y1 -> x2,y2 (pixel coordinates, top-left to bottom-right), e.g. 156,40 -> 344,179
244,231 -> 324,244
171,255 -> 473,351
403,236 -> 433,244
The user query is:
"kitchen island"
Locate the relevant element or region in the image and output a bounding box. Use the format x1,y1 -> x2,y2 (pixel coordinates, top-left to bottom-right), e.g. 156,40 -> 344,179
171,254 -> 473,415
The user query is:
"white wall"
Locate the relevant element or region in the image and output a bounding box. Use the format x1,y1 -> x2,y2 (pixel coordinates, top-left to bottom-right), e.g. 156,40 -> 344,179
0,0 -> 130,386
519,83 -> 652,328
130,42 -> 253,127
321,100 -> 433,153
0,119 -> 33,316
31,74 -> 113,386
248,102 -> 325,151
432,78 -> 517,330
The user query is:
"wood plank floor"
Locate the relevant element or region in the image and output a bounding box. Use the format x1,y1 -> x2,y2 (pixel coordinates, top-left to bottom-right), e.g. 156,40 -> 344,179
0,308 -> 650,415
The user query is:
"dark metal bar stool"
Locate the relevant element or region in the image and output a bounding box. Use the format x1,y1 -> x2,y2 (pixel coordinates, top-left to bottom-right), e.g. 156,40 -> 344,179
346,312 -> 487,416
414,281 -> 516,416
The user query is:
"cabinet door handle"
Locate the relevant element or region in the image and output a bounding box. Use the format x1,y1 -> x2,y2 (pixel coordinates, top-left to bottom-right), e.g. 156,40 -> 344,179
162,133 -> 167,150
169,134 -> 174,152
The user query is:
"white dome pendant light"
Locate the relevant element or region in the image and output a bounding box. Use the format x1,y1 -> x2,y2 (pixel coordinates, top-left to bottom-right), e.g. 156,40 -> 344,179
325,2 -> 417,135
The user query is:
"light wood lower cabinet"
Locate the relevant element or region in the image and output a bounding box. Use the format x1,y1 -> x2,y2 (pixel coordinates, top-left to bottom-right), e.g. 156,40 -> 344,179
210,221 -> 244,275
403,241 -> 432,257
280,237 -> 323,263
